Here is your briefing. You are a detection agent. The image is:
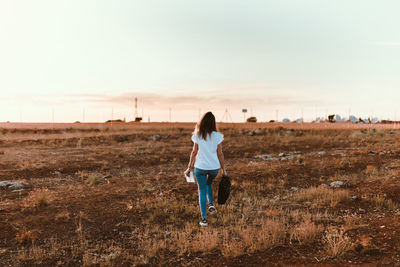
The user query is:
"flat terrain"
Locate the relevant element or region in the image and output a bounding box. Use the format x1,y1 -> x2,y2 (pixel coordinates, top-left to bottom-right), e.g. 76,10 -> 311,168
1,122 -> 400,266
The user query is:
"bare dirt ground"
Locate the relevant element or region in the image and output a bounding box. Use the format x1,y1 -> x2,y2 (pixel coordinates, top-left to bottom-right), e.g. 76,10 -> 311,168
1,122 -> 400,266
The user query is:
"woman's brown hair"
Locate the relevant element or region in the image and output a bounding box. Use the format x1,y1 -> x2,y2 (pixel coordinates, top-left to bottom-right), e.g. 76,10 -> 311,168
196,112 -> 217,140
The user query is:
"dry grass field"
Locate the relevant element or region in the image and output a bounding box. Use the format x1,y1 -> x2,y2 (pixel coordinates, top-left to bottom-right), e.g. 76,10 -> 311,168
1,122 -> 400,266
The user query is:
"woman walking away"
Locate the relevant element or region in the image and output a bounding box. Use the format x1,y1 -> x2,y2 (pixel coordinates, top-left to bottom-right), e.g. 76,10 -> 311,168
184,112 -> 227,227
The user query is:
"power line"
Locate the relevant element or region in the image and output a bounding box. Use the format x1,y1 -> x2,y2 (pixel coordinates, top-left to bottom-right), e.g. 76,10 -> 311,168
220,108 -> 233,123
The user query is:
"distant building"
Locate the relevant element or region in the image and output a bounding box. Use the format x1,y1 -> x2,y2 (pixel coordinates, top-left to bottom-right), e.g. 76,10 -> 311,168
105,119 -> 125,123
246,117 -> 257,122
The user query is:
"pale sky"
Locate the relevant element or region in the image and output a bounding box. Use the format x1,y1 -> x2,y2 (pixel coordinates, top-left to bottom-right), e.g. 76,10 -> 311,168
1,0 -> 400,122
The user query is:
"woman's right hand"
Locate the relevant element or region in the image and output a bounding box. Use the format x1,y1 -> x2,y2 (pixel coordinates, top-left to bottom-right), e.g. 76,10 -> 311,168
222,169 -> 228,176
184,168 -> 191,177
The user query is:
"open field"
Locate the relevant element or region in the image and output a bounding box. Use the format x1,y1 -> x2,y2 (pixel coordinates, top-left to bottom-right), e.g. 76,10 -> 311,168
1,122 -> 400,266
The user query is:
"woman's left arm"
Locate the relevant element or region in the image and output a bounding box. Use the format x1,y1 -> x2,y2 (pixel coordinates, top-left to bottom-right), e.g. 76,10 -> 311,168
185,143 -> 198,176
217,143 -> 227,176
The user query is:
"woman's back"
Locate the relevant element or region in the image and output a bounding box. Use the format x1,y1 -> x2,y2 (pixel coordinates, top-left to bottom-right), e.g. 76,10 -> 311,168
192,131 -> 224,170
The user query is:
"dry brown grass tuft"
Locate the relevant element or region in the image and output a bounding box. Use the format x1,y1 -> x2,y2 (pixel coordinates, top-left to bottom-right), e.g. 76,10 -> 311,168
390,169 -> 400,177
359,235 -> 372,247
294,185 -> 350,207
16,244 -> 46,263
365,165 -> 379,175
15,228 -> 39,244
76,138 -> 83,148
55,210 -> 70,222
343,215 -> 365,231
221,218 -> 288,256
174,229 -> 191,255
290,216 -> 323,245
76,212 -> 88,248
191,230 -> 219,252
221,239 -> 244,257
265,207 -> 282,217
245,218 -> 287,252
323,228 -> 354,258
16,238 -> 63,264
23,188 -> 54,208
370,195 -> 399,211
76,170 -> 88,179
86,172 -> 103,185
120,168 -> 133,180
231,162 -> 247,171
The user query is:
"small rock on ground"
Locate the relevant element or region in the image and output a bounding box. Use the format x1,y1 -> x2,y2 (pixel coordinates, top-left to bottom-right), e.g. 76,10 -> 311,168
0,181 -> 24,189
12,189 -> 24,193
150,135 -> 161,141
330,181 -> 346,188
254,154 -> 279,161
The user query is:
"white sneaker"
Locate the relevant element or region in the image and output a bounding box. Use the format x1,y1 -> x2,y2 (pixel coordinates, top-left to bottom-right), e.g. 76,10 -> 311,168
208,204 -> 217,215
199,219 -> 208,226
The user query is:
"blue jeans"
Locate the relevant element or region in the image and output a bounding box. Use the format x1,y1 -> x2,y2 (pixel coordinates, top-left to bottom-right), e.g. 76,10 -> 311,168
195,168 -> 220,219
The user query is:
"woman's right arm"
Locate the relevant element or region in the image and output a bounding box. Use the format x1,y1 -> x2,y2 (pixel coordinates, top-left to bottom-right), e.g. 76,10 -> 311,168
185,143 -> 198,176
217,143 -> 227,176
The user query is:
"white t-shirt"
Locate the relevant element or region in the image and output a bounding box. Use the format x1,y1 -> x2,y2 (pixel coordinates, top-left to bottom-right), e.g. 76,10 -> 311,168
192,131 -> 224,170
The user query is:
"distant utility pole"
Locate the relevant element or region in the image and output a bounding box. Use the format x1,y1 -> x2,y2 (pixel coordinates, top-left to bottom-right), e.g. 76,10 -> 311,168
348,108 -> 351,129
369,111 -> 373,129
220,108 -> 233,123
313,107 -> 316,122
111,108 -> 114,127
134,97 -> 138,119
52,108 -> 55,130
